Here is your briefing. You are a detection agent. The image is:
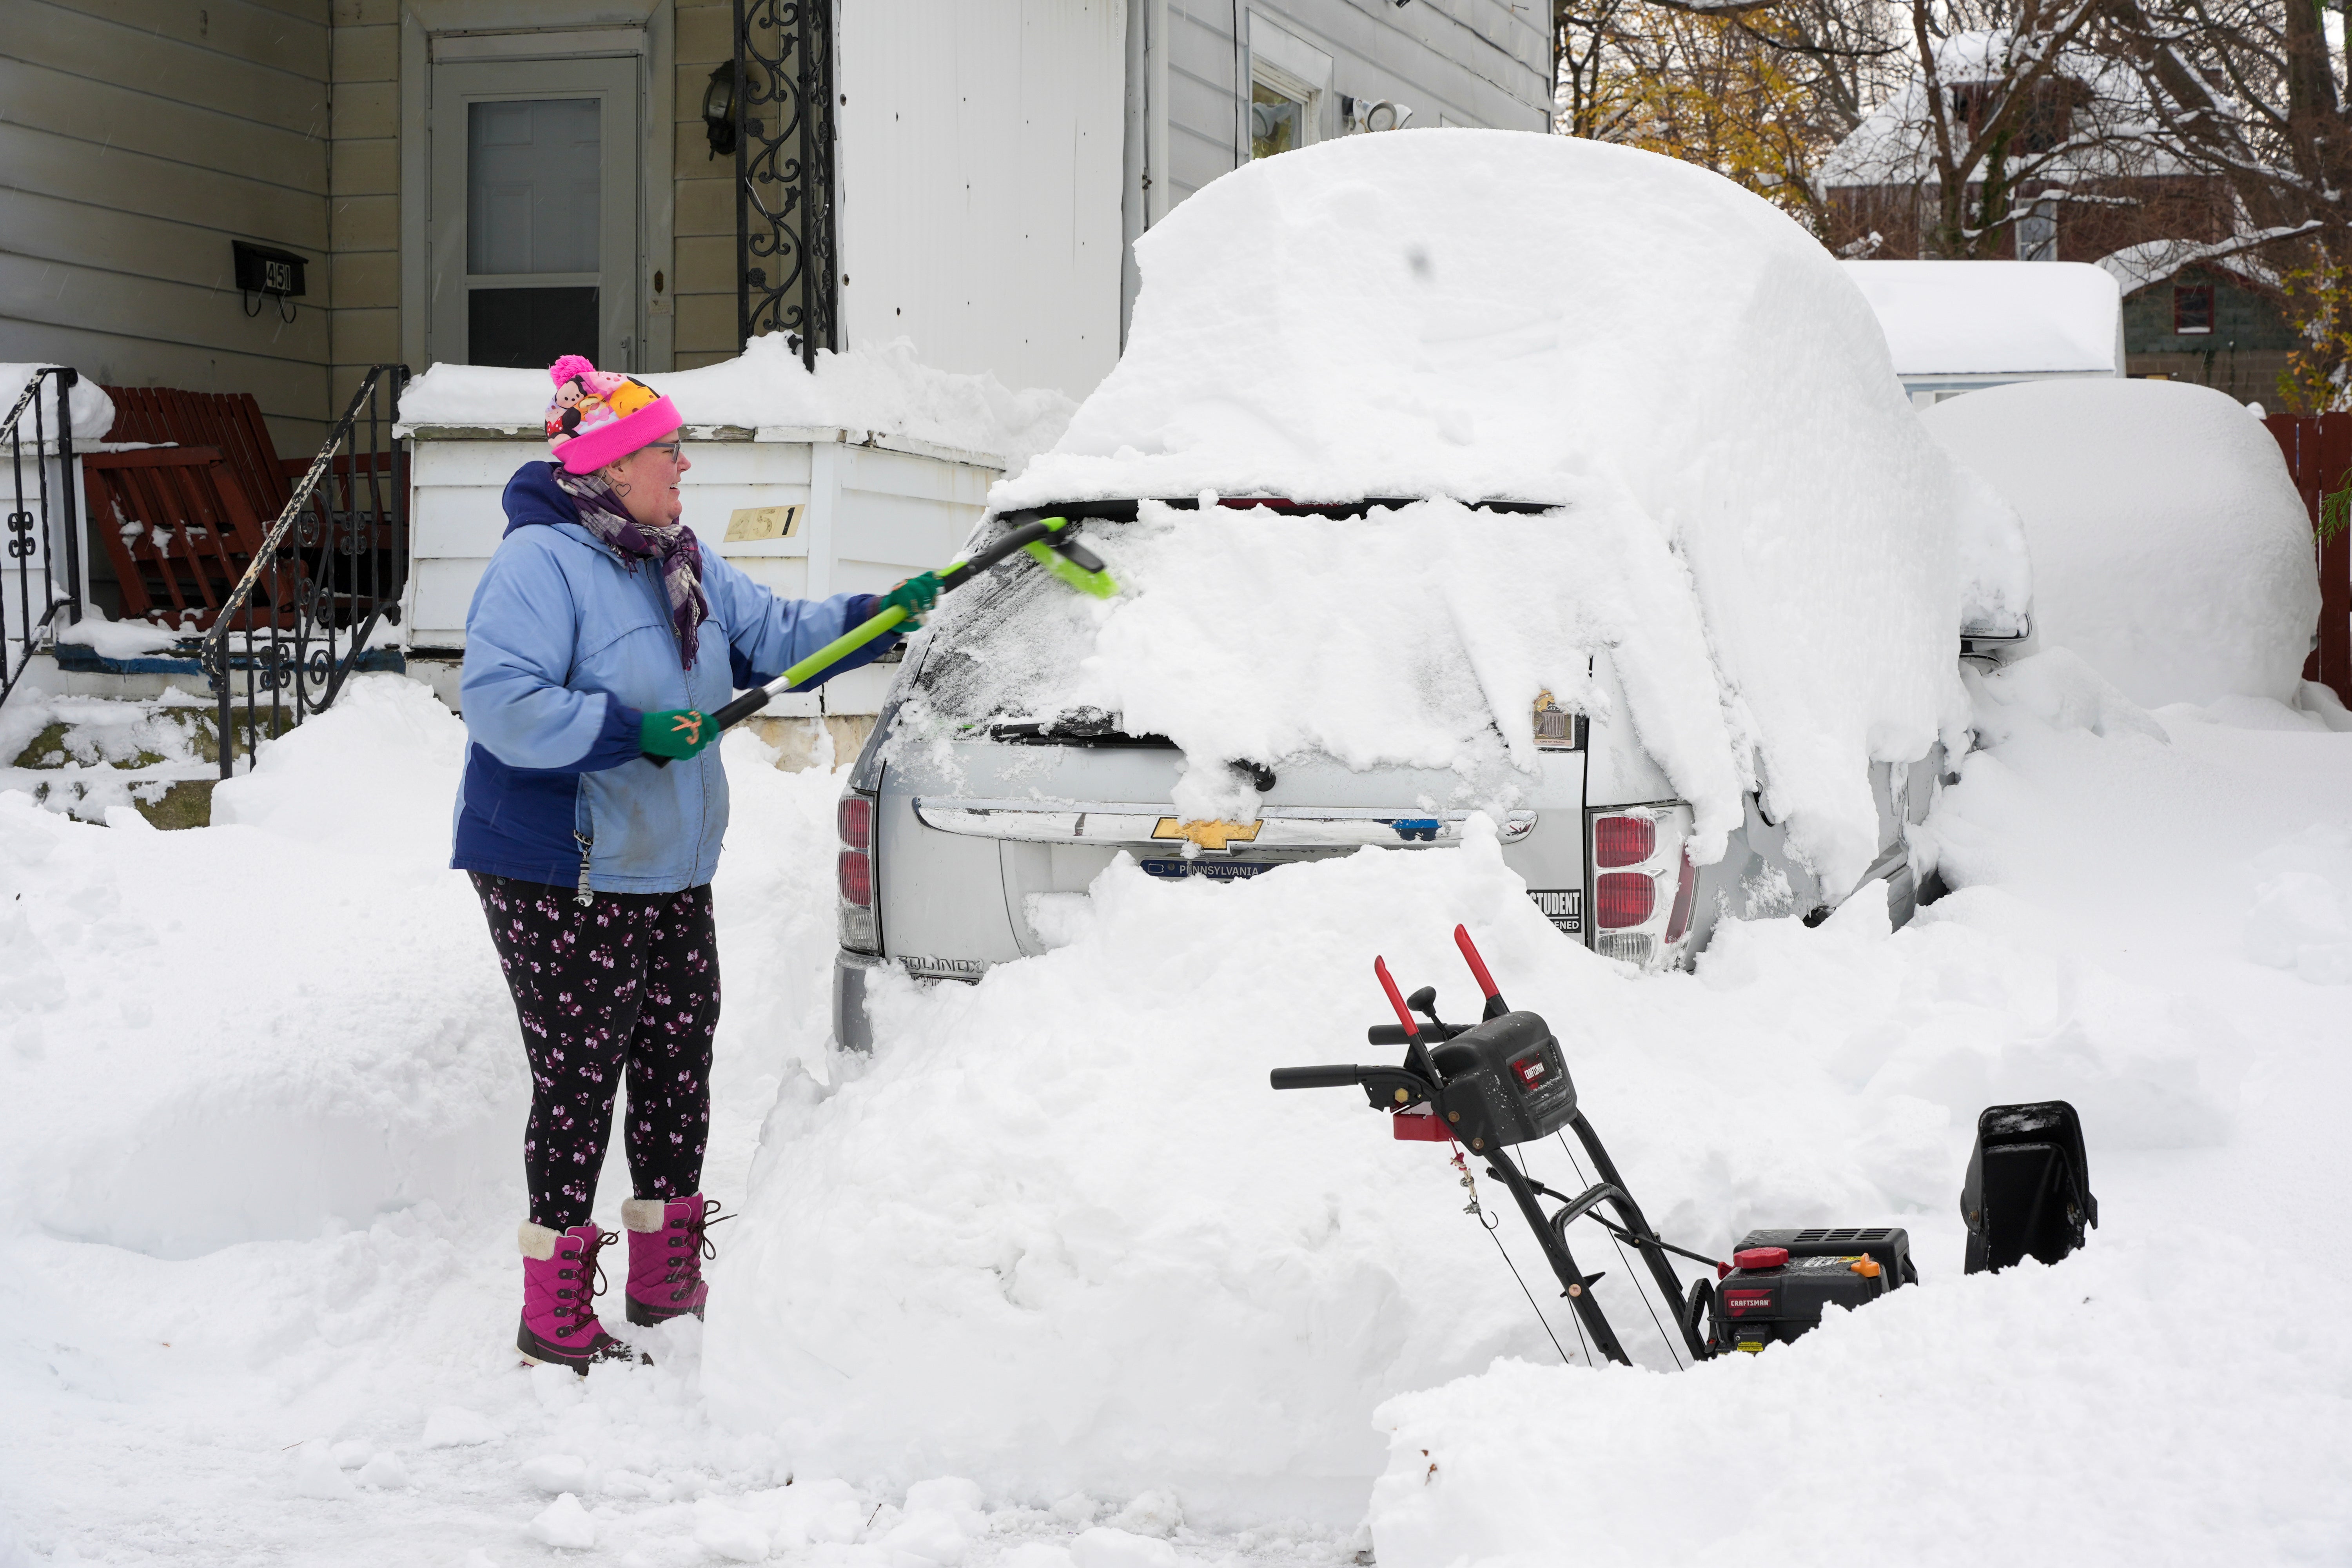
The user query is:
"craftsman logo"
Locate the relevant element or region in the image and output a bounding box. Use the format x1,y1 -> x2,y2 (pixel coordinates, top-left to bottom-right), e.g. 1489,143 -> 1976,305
1527,889 -> 1583,934
1724,1289 -> 1775,1315
1510,1053 -> 1549,1092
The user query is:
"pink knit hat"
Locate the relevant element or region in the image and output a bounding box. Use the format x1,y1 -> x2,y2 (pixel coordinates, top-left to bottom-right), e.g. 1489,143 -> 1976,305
543,355 -> 683,474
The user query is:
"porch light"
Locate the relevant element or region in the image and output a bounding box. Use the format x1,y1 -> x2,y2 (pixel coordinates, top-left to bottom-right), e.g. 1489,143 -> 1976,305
703,63 -> 737,159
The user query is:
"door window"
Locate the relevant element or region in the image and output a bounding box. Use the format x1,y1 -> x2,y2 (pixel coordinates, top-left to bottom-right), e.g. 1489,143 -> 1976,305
466,98 -> 602,368
426,56 -> 638,372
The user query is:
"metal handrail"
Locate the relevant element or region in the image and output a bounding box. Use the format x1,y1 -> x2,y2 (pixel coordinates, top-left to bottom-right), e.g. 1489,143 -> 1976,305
202,364 -> 409,778
2,366 -> 85,708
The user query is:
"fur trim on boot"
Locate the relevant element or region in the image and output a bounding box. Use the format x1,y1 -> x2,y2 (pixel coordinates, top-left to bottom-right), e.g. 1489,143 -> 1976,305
517,1222 -> 648,1374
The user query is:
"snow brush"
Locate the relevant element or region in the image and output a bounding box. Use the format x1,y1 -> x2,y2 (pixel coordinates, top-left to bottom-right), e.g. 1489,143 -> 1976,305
651,515 -> 1116,764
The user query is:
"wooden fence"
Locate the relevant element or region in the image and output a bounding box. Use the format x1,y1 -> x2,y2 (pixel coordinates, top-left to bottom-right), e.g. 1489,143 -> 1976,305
2261,413 -> 2352,704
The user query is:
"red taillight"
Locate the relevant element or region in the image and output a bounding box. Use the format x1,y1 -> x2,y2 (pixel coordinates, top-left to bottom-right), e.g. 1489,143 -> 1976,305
837,848 -> 873,907
838,795 -> 873,852
1664,849 -> 1697,944
1593,815 -> 1656,868
1596,871 -> 1655,928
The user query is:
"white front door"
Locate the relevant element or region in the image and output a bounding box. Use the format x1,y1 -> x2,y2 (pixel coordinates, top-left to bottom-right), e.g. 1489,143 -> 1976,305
427,56 -> 640,371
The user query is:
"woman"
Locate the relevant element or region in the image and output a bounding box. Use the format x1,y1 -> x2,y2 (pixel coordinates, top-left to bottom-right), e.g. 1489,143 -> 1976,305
454,356 -> 936,1372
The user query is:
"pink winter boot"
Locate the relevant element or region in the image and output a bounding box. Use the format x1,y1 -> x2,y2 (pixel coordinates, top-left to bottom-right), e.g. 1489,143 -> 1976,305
517,1222 -> 644,1374
621,1196 -> 726,1326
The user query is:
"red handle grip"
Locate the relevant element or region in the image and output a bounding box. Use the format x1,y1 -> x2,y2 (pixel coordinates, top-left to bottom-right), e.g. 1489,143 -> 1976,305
1454,924 -> 1499,1001
1373,956 -> 1419,1038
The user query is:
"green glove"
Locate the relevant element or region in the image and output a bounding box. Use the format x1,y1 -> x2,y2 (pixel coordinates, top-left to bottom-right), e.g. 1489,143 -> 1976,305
876,571 -> 943,628
640,708 -> 714,760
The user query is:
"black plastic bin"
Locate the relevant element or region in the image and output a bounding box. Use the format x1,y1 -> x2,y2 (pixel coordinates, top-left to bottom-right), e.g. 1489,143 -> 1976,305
1961,1100 -> 2098,1273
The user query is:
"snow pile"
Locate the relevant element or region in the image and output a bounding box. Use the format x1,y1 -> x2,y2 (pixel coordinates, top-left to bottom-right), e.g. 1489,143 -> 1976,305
901,495 -> 1748,849
706,664 -> 2301,1527
975,131 -> 2024,889
398,335 -> 1077,471
0,679 -> 519,1256
0,363 -> 114,443
1359,670 -> 2352,1566
1842,260 -> 2122,376
1923,378 -> 2319,706
2,659 -> 2347,1561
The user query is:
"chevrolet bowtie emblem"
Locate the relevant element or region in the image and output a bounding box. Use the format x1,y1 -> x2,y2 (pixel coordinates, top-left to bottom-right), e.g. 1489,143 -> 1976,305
1152,817 -> 1263,851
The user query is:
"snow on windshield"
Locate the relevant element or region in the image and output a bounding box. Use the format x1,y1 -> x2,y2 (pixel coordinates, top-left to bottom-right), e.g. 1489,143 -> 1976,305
899,493 -> 1746,845
974,132 -> 2026,891
1923,378 -> 2318,708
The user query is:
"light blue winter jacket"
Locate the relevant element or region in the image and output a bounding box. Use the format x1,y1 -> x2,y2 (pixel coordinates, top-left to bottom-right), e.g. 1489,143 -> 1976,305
451,461 -> 887,894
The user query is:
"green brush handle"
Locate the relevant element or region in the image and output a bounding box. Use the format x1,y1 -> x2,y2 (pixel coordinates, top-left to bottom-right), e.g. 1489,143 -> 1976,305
704,604 -> 909,731
656,514 -> 1112,762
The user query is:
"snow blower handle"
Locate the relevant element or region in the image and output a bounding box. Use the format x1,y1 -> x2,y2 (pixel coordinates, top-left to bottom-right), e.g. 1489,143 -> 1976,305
1269,1065 -> 1365,1090
657,515 -> 1114,762
1454,924 -> 1510,1020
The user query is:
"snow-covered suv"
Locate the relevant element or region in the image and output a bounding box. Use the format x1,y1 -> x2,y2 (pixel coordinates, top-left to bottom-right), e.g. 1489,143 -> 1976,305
828,131 -> 2027,1049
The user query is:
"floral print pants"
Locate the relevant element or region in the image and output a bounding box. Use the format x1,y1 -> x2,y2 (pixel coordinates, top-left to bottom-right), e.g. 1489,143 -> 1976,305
470,873 -> 719,1231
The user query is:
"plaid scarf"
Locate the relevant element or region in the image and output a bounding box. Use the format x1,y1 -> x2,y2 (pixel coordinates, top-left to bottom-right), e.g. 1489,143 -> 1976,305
553,466 -> 710,669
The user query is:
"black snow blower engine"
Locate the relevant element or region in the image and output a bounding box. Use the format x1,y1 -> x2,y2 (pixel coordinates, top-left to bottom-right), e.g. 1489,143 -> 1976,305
1269,927 -> 1924,1364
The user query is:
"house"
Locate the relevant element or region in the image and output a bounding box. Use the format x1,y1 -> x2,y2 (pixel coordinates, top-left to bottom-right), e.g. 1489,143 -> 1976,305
1817,32 -> 2227,265
0,0 -> 1555,458
1842,259 -> 2123,406
2098,242 -> 2296,407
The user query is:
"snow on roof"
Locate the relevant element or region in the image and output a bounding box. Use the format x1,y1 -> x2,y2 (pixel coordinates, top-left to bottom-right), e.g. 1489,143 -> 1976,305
396,336 -> 1075,472
973,131 -> 2027,891
1817,31 -> 2175,190
1843,260 -> 2121,376
2097,236 -> 2287,296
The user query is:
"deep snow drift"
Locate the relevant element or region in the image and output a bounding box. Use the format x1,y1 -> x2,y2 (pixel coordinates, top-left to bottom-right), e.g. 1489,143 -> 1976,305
1923,378 -> 2319,706
708,655 -> 2351,1549
1366,660 -> 2352,1565
4,668 -> 2347,1564
981,131 -> 2030,892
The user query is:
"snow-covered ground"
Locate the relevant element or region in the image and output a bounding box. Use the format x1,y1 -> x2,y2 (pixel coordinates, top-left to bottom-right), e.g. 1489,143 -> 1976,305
2,666 -> 2347,1565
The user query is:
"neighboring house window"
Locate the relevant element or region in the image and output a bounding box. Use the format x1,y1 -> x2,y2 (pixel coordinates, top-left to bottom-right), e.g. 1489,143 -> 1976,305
2174,283 -> 2214,335
2016,198 -> 2057,262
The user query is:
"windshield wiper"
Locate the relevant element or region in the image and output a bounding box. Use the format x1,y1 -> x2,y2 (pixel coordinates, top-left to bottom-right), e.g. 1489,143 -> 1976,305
984,713 -> 1173,747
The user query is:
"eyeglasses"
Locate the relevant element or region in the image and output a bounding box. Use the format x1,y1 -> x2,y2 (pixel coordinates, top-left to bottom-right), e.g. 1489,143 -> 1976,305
645,439 -> 685,462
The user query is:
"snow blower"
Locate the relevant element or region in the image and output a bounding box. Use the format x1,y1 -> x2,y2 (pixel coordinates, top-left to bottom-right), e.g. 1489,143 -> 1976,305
653,514 -> 1115,764
1269,927 -> 1916,1365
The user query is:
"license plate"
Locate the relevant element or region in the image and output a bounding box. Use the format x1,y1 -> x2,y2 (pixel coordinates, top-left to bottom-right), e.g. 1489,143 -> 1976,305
1140,858 -> 1274,882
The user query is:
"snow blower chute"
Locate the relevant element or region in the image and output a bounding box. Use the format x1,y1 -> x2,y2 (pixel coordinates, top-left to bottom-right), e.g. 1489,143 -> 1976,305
1269,927 -> 1916,1364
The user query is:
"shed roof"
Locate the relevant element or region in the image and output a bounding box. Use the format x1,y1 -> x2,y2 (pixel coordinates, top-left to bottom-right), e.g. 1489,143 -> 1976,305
1842,260 -> 2122,377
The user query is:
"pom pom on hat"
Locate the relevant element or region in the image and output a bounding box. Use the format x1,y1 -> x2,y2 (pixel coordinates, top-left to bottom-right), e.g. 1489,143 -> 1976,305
544,355 -> 683,474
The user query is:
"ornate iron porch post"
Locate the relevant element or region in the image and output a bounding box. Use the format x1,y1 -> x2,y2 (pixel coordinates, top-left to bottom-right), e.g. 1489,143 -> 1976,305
732,0 -> 839,368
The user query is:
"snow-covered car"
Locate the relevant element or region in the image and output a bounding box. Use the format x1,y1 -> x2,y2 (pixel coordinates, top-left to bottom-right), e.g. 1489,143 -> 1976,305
831,132 -> 2029,1048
